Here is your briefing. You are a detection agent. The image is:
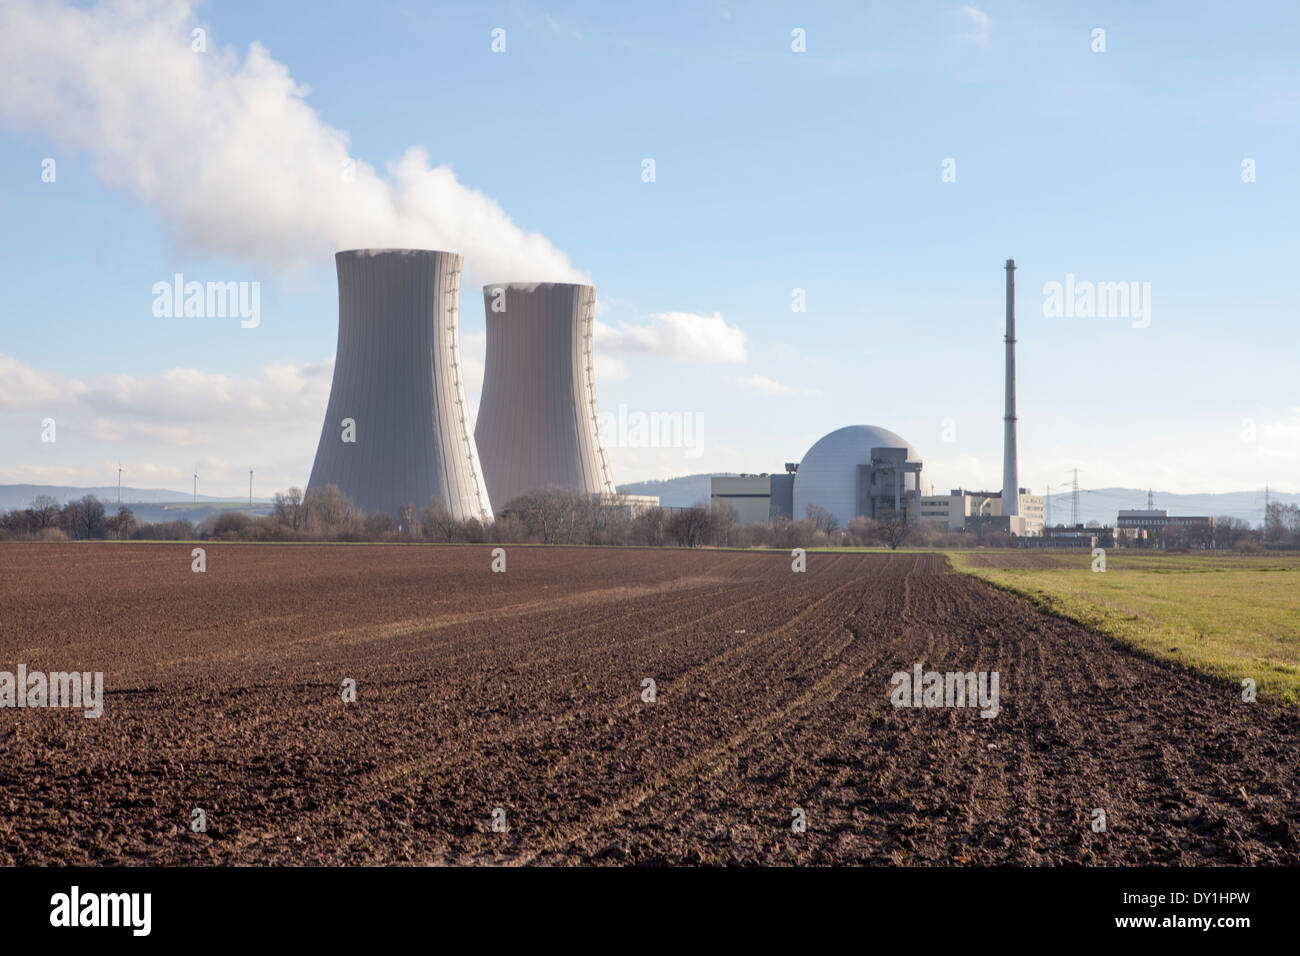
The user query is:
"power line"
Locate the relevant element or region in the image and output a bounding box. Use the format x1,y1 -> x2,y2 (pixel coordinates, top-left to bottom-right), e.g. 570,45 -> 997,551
1071,468 -> 1080,526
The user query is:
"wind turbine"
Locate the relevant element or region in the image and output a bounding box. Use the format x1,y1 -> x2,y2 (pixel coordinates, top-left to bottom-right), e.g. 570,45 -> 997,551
249,468 -> 254,507
117,463 -> 123,506
193,465 -> 199,504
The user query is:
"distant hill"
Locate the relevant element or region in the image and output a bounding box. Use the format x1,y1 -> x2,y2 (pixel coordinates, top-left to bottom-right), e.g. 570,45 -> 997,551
0,484 -> 269,511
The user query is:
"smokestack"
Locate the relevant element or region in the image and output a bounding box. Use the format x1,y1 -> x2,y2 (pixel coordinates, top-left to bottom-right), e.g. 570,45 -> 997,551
308,249 -> 492,521
1002,258 -> 1020,516
474,282 -> 615,512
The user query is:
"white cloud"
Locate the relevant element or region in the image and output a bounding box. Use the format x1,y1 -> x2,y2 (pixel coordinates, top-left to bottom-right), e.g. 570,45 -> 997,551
0,0 -> 584,284
596,311 -> 746,363
961,5 -> 992,48
1255,409 -> 1300,463
737,374 -> 823,399
0,351 -> 333,493
0,355 -> 88,406
596,354 -> 628,383
0,351 -> 330,444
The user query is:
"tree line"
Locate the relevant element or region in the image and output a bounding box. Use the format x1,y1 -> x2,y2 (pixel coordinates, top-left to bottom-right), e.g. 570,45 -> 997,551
0,486 -> 1293,551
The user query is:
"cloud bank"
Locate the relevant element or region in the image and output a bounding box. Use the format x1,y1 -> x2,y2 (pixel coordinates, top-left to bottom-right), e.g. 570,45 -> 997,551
596,311 -> 746,363
737,374 -> 823,399
0,0 -> 585,282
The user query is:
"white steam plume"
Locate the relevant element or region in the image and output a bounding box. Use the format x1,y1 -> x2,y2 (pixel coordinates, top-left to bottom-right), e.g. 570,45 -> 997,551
0,0 -> 586,282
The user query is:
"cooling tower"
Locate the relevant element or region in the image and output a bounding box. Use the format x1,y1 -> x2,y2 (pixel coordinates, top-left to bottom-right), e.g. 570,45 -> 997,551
307,249 -> 492,521
474,282 -> 615,512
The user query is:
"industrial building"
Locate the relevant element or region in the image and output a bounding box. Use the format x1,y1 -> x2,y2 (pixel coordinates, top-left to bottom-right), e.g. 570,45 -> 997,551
711,426 -> 931,529
1035,524 -> 1114,548
1116,509 -> 1215,546
710,467 -> 796,524
919,489 -> 1044,536
308,249 -> 492,521
474,282 -> 616,512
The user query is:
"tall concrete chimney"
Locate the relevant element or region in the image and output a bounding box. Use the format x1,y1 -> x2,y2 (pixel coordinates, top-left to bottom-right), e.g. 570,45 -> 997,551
1002,258 -> 1020,516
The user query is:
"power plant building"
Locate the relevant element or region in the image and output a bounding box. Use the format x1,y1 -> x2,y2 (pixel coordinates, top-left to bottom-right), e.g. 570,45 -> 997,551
710,465 -> 797,523
308,249 -> 492,521
792,425 -> 929,528
474,282 -> 616,513
715,426 -> 930,528
921,489 -> 1044,536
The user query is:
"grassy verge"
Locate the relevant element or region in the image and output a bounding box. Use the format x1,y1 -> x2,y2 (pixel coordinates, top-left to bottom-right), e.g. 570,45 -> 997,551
946,549 -> 1300,703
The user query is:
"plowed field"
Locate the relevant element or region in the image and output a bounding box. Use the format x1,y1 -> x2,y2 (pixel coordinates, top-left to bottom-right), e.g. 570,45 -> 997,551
1,543 -> 1297,865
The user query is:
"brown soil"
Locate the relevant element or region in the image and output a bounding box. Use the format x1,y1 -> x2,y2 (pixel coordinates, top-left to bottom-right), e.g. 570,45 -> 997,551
1,543 -> 1296,865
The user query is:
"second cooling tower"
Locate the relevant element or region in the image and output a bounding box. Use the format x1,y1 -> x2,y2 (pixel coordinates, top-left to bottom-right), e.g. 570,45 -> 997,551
474,282 -> 615,512
308,249 -> 492,521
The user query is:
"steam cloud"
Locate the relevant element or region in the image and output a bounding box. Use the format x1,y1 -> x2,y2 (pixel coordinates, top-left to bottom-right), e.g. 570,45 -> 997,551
0,0 -> 586,282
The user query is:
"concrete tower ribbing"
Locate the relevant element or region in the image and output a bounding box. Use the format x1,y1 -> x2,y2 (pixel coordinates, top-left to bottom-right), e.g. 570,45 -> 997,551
474,282 -> 615,513
308,249 -> 492,521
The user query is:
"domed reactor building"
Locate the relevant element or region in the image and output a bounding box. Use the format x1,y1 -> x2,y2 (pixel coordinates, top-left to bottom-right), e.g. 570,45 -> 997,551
792,425 -> 929,528
307,249 -> 493,521
473,282 -> 615,513
710,424 -> 929,528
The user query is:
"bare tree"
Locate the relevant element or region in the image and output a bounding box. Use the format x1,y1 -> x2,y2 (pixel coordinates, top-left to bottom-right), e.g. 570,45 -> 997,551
60,495 -> 107,539
365,511 -> 397,537
877,508 -> 912,550
106,506 -> 137,540
709,501 -> 738,547
845,516 -> 881,547
304,484 -> 356,535
668,504 -> 713,548
490,512 -> 529,543
424,497 -> 459,542
273,487 -> 306,531
505,487 -> 594,544
505,488 -> 561,544
804,503 -> 840,534
30,495 -> 60,530
398,502 -> 421,537
631,506 -> 668,547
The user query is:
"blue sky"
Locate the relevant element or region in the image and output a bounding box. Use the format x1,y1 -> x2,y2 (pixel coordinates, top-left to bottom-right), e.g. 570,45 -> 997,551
0,0 -> 1296,499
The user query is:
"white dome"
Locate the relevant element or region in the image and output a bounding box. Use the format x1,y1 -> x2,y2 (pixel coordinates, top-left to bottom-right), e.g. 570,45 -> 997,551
793,424 -> 929,528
